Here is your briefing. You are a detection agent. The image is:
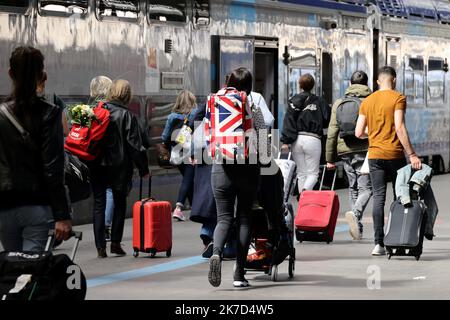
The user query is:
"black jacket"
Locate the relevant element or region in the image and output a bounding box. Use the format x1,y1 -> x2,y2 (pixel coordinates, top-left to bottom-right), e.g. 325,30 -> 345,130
93,101 -> 149,193
281,92 -> 330,144
0,98 -> 71,221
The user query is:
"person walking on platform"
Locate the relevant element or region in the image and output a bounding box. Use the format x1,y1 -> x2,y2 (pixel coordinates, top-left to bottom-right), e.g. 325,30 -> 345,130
280,74 -> 330,193
208,68 -> 261,288
326,71 -> 373,240
89,76 -> 114,241
90,79 -> 149,258
0,46 -> 72,251
162,90 -> 197,221
355,66 -> 422,256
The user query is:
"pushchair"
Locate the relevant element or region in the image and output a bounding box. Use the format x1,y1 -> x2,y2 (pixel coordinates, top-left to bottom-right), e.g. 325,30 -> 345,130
244,153 -> 297,281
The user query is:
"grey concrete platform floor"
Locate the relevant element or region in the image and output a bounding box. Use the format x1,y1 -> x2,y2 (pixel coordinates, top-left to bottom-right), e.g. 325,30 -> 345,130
3,175 -> 450,300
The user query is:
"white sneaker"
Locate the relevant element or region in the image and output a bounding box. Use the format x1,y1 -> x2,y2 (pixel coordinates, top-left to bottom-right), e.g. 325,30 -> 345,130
345,211 -> 361,240
371,244 -> 386,256
233,279 -> 250,288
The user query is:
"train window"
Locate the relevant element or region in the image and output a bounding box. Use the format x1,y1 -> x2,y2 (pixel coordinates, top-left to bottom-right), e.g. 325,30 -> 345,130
427,59 -> 445,105
0,0 -> 28,6
404,57 -> 424,106
193,0 -> 210,26
289,52 -> 317,97
97,0 -> 139,20
38,1 -> 88,16
0,0 -> 29,12
148,1 -> 187,23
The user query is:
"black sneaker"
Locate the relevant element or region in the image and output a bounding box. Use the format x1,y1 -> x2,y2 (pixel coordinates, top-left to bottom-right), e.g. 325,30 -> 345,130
208,255 -> 222,287
105,226 -> 111,242
202,242 -> 214,259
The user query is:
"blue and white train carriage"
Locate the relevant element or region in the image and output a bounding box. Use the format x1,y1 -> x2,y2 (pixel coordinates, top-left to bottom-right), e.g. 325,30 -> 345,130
0,0 -> 449,222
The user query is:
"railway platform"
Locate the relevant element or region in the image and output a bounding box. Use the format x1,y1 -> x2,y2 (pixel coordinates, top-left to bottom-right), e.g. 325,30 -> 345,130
5,174 -> 447,300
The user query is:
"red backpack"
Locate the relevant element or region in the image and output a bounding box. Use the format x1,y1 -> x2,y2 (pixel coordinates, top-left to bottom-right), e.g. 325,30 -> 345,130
64,101 -> 110,161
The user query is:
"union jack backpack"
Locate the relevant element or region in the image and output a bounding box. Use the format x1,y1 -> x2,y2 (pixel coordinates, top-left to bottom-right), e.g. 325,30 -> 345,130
204,87 -> 253,162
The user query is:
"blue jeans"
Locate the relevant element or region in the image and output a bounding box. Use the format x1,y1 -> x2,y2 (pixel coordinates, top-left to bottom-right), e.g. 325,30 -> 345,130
177,164 -> 195,207
0,206 -> 53,252
105,188 -> 115,227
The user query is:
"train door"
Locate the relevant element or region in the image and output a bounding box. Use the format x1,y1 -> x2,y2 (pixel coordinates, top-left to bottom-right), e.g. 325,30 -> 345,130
211,35 -> 279,127
321,52 -> 333,105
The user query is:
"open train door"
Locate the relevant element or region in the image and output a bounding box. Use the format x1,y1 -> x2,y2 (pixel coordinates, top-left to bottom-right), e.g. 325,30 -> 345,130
211,36 -> 279,128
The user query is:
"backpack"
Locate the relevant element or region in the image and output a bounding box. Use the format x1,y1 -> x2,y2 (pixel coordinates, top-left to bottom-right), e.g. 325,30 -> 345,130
64,101 -> 110,161
64,150 -> 91,203
335,96 -> 361,140
204,87 -> 252,162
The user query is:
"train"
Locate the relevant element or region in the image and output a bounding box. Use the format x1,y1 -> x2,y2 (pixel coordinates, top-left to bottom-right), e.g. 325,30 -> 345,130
1,0 -> 449,223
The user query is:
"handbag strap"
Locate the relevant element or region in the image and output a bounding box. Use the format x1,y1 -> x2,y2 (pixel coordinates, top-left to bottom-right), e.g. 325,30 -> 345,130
0,102 -> 30,140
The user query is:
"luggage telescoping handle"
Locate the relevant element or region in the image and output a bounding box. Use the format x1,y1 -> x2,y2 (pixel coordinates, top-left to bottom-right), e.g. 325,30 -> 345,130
277,151 -> 292,161
139,172 -> 152,200
45,230 -> 83,261
319,165 -> 337,191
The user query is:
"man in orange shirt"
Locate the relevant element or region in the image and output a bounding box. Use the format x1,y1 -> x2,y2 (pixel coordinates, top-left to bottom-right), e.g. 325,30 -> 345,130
355,66 -> 421,256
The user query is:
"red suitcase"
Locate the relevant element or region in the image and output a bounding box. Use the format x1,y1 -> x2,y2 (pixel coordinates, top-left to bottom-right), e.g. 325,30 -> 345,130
132,175 -> 172,258
295,167 -> 340,244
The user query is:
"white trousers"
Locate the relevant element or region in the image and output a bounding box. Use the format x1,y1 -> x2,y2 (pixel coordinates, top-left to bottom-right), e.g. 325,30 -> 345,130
291,134 -> 322,193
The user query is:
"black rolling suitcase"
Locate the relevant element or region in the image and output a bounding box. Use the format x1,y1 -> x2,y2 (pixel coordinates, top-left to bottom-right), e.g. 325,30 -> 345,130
0,230 -> 86,300
384,199 -> 427,261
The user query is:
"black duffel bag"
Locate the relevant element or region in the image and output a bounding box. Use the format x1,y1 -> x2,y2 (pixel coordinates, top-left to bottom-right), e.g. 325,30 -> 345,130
0,231 -> 86,301
64,150 -> 91,203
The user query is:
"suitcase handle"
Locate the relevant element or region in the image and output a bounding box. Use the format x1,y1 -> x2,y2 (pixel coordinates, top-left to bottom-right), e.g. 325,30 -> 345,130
139,172 -> 153,200
277,151 -> 292,160
319,165 -> 337,191
45,230 -> 83,261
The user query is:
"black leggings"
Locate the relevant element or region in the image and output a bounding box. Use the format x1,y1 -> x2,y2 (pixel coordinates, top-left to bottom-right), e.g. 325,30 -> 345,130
211,164 -> 260,280
91,175 -> 127,249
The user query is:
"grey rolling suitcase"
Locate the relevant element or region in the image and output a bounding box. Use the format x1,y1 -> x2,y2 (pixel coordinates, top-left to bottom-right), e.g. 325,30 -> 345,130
384,199 -> 427,261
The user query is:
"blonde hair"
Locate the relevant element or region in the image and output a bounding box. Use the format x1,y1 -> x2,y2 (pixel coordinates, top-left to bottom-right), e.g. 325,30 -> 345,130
108,79 -> 132,105
172,90 -> 196,114
90,76 -> 112,100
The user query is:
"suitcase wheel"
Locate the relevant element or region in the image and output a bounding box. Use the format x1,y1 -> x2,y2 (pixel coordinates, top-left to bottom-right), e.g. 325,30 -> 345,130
387,254 -> 392,260
415,255 -> 421,261
166,248 -> 172,258
270,265 -> 278,282
150,250 -> 157,258
133,250 -> 139,258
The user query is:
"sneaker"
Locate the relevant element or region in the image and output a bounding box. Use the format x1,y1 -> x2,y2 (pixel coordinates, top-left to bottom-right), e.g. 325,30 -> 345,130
97,247 -> 108,258
371,244 -> 386,256
202,242 -> 214,259
172,207 -> 186,221
345,211 -> 361,240
233,279 -> 250,288
111,242 -> 126,256
208,255 -> 222,287
105,226 -> 111,242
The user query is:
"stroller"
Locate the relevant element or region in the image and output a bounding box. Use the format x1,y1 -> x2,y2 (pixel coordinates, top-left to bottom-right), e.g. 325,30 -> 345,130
244,153 -> 297,281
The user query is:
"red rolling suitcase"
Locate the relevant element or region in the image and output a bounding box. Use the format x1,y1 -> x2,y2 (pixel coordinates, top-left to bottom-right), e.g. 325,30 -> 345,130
295,167 -> 340,244
132,174 -> 172,258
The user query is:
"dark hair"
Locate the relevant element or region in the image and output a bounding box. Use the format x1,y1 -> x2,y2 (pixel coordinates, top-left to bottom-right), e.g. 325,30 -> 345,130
9,46 -> 45,116
378,66 -> 397,79
299,74 -> 315,92
350,71 -> 368,86
227,67 -> 253,94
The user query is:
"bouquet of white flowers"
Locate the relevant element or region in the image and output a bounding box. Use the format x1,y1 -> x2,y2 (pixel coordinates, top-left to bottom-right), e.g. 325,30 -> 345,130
68,104 -> 97,127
